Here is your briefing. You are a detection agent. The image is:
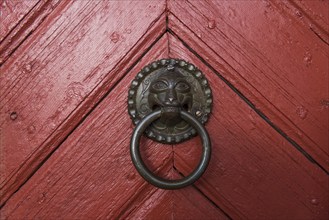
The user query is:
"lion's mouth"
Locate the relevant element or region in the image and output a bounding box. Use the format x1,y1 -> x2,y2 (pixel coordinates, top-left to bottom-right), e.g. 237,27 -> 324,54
151,101 -> 190,112
161,106 -> 180,113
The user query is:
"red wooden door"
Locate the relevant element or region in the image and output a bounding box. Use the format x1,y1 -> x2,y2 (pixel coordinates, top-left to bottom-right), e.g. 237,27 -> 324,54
1,0 -> 328,219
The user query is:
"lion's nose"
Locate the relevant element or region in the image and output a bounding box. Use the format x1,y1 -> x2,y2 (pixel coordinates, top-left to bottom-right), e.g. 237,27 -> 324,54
166,88 -> 177,103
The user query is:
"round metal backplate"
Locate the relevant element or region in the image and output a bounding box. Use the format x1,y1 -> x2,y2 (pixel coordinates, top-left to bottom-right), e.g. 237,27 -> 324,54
128,59 -> 212,144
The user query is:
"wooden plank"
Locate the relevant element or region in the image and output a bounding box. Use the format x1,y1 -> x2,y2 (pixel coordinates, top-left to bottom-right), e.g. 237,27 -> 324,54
168,0 -> 329,171
0,0 -> 166,205
168,33 -> 329,219
123,171 -> 230,220
0,0 -> 62,65
281,0 -> 329,44
0,34 -> 175,219
0,0 -> 39,41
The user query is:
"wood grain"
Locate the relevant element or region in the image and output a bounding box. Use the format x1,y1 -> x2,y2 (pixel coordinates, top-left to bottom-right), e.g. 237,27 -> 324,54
0,0 -> 166,206
1,1 -> 328,219
168,33 -> 329,220
0,0 -> 62,65
1,33 -> 229,219
0,0 -> 39,41
168,0 -> 329,171
282,0 -> 329,44
123,170 -> 230,220
1,34 -> 173,219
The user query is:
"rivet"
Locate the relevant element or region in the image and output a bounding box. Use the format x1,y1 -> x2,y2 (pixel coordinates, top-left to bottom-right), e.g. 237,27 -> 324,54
188,64 -> 195,71
160,59 -> 167,65
167,65 -> 175,71
311,199 -> 319,205
195,71 -> 202,78
196,111 -> 202,117
179,60 -> 186,66
295,10 -> 302,18
28,125 -> 36,133
10,112 -> 17,120
110,32 -> 120,43
151,62 -> 158,69
208,20 -> 216,29
296,106 -> 308,119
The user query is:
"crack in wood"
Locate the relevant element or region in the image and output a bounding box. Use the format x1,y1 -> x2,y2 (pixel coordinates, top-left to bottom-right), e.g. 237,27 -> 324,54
1,2 -> 328,218
310,26 -> 329,46
116,158 -> 172,219
167,28 -> 329,176
172,166 -> 233,220
0,0 -> 63,66
284,0 -> 329,45
168,1 -> 328,170
0,12 -> 167,208
0,0 -> 39,44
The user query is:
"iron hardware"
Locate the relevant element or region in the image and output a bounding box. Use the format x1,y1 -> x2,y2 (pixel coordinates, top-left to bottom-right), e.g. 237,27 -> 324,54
128,59 -> 212,189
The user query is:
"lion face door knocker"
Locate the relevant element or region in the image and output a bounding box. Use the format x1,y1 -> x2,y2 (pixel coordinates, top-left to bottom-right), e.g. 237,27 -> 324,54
128,59 -> 212,189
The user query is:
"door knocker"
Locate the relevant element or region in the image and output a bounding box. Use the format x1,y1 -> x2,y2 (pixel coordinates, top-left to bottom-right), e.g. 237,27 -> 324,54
128,59 -> 212,189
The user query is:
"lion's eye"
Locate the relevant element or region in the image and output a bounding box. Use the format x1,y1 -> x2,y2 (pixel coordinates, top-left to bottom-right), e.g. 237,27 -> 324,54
152,81 -> 168,91
175,82 -> 190,91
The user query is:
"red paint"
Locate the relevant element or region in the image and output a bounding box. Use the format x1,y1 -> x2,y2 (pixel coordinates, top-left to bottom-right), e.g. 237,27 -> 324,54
124,171 -> 229,220
169,34 -> 328,219
1,0 -> 328,219
0,0 -> 39,41
0,0 -> 165,205
0,0 -> 62,64
169,0 -> 329,170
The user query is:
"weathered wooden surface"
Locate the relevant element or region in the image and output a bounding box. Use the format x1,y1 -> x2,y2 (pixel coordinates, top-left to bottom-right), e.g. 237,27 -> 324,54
123,171 -> 230,220
0,35 -> 170,218
0,0 -> 166,205
0,0 -> 62,65
0,0 -> 39,41
168,0 -> 329,171
1,0 -> 328,219
1,34 -> 228,219
169,34 -> 328,219
284,0 -> 329,44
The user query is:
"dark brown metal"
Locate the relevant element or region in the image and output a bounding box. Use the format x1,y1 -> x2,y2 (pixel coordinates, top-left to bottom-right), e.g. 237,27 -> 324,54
128,58 -> 212,144
130,109 -> 211,189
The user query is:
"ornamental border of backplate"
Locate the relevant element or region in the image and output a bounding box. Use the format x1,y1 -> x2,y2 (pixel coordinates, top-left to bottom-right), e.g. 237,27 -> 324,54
128,58 -> 212,144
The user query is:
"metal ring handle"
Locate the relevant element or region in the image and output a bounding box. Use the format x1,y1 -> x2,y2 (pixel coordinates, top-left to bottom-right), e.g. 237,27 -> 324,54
130,109 -> 211,189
